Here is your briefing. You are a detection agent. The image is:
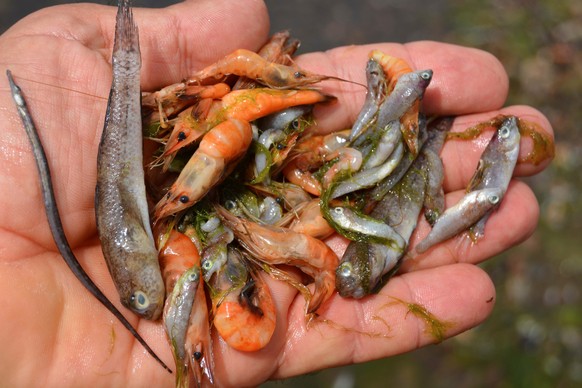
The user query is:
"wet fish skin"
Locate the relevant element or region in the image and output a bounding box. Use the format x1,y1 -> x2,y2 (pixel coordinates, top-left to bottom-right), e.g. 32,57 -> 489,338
415,187 -> 504,254
95,1 -> 165,320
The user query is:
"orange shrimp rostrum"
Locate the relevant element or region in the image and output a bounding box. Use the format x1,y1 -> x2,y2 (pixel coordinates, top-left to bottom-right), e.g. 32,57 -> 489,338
187,48 -> 338,89
215,205 -> 338,316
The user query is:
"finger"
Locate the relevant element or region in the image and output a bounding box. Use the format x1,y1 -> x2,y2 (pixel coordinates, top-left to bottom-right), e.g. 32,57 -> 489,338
400,179 -> 539,272
269,263 -> 495,379
292,41 -> 509,131
441,106 -> 554,192
134,0 -> 270,89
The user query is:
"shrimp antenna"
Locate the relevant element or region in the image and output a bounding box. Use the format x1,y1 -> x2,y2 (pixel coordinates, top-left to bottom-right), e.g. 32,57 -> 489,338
6,69 -> 173,374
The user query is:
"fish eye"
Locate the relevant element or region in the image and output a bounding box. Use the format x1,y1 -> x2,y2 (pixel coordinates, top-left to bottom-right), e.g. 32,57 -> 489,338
187,270 -> 199,282
338,262 -> 353,277
421,71 -> 431,80
488,194 -> 500,204
130,290 -> 150,311
179,195 -> 189,204
291,119 -> 300,130
202,259 -> 214,272
224,200 -> 237,210
499,126 -> 511,139
333,207 -> 344,215
294,71 -> 305,79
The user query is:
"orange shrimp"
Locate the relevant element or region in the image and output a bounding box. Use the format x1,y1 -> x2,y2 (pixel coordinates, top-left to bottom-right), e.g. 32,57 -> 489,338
185,261 -> 215,387
157,227 -> 199,294
219,88 -> 333,122
153,118 -> 253,220
369,49 -> 413,92
286,198 -> 335,239
216,205 -> 338,316
187,48 -> 338,89
211,248 -> 276,352
281,129 -> 351,196
154,89 -> 333,220
232,30 -> 299,90
158,229 -> 214,388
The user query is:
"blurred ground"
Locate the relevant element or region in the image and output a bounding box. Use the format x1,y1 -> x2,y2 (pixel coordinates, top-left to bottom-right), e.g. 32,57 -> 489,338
2,1 -> 581,387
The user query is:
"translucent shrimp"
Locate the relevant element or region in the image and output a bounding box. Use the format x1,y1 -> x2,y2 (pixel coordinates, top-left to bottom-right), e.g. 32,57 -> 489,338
186,48 -> 340,89
216,205 -> 338,316
211,248 -> 276,351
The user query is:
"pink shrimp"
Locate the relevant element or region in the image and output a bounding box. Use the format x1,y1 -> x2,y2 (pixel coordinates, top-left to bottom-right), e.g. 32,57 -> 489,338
153,88 -> 333,220
158,229 -> 214,387
286,198 -> 335,239
211,248 -> 276,352
143,82 -> 230,125
216,205 -> 338,316
153,118 -> 253,220
185,261 -> 215,387
282,129 -> 353,196
187,48 -> 339,89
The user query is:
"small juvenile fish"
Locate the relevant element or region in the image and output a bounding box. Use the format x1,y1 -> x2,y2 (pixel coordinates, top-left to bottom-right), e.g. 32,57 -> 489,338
415,116 -> 520,252
415,187 -> 504,253
376,69 -> 432,126
349,58 -> 387,140
95,0 -> 165,320
336,117 -> 452,298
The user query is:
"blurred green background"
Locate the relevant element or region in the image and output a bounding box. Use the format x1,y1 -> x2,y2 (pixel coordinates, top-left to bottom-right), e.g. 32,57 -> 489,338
2,1 -> 580,387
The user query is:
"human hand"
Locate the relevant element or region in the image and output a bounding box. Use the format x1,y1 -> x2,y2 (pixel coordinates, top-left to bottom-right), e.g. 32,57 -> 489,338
0,0 -> 553,387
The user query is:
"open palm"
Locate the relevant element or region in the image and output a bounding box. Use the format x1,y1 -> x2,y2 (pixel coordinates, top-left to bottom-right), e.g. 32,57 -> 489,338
0,1 -> 553,387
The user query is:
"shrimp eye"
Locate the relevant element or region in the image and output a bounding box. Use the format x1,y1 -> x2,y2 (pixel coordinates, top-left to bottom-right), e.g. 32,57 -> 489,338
337,262 -> 353,277
275,196 -> 284,204
294,71 -> 306,79
276,143 -> 285,150
130,290 -> 150,311
177,131 -> 187,141
488,194 -> 501,205
193,351 -> 202,361
179,195 -> 189,204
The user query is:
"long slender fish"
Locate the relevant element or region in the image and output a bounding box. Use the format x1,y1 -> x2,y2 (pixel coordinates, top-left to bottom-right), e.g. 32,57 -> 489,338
6,69 -> 170,373
95,0 -> 165,321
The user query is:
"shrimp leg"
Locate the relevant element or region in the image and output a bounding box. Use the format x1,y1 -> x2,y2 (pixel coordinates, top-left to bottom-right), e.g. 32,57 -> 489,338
6,68 -> 171,373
